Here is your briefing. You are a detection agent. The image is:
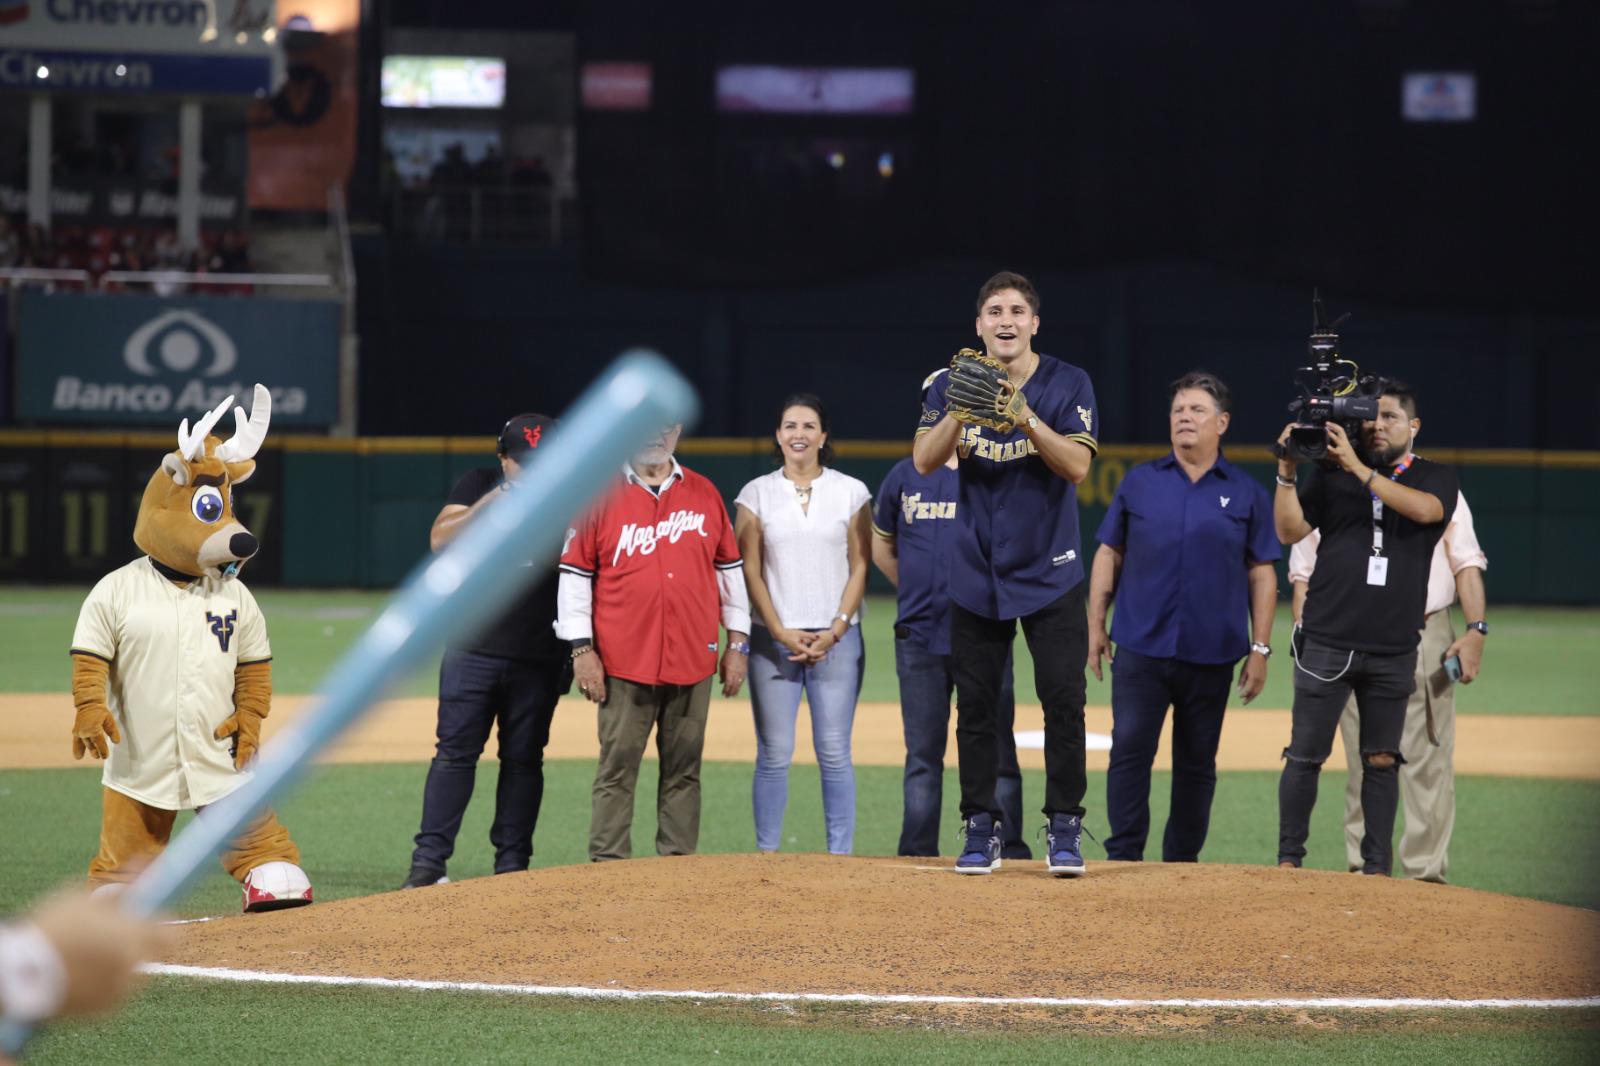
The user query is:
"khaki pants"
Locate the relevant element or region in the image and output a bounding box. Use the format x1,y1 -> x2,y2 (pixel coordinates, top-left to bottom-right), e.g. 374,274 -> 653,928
1341,609 -> 1457,881
589,676 -> 712,861
87,786 -> 300,886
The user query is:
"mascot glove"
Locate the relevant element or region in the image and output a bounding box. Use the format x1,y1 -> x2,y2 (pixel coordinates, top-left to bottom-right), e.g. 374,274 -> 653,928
71,706 -> 121,760
214,708 -> 265,770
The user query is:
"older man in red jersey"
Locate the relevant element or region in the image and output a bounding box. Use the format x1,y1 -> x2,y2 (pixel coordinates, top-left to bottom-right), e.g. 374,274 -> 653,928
557,423 -> 751,861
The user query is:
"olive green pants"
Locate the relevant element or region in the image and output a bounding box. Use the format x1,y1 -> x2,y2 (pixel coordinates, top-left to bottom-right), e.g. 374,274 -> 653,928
589,676 -> 712,861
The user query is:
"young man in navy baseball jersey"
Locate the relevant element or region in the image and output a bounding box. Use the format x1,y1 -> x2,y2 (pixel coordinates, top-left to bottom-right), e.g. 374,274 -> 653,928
874,373 -> 1030,860
912,271 -> 1100,876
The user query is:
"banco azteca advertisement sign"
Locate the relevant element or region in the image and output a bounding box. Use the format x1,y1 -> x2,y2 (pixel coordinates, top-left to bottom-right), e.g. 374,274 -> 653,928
15,291 -> 339,426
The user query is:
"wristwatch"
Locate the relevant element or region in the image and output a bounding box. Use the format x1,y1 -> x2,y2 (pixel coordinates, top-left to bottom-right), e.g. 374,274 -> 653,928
1466,621 -> 1488,637
1250,642 -> 1272,658
727,640 -> 751,655
1025,415 -> 1040,431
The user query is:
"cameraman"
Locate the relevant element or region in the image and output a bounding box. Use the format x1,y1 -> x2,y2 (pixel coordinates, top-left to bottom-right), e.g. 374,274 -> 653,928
1273,380 -> 1458,875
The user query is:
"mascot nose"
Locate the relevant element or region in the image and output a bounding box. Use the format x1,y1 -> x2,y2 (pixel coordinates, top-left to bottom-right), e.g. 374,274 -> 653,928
230,532 -> 259,559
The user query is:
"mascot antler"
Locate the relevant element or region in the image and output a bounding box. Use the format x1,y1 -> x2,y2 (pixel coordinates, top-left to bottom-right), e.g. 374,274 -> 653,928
217,385 -> 273,463
177,394 -> 235,462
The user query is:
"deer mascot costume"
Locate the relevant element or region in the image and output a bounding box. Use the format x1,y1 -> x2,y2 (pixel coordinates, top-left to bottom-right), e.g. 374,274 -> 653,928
69,385 -> 313,912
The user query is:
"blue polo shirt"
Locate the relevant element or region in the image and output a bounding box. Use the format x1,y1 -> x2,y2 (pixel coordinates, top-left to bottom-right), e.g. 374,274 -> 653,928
873,459 -> 960,655
1095,451 -> 1280,665
917,354 -> 1099,621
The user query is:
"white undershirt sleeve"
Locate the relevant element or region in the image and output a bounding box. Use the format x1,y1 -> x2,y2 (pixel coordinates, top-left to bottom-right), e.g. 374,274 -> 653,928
554,571 -> 595,642
717,563 -> 751,635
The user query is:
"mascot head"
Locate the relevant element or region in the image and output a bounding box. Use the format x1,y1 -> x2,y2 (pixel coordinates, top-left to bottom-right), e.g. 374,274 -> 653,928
134,384 -> 271,581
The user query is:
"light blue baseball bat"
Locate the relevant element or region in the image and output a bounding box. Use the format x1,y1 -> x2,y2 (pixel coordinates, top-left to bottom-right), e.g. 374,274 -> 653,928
1,351 -> 697,1058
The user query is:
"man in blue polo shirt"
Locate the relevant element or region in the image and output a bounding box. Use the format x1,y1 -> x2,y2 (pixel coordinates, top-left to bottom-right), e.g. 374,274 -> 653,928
1087,372 -> 1280,863
873,372 -> 1029,859
913,271 -> 1100,876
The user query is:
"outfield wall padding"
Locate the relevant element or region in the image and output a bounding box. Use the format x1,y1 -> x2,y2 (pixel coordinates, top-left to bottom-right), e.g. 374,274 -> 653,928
0,433 -> 1593,603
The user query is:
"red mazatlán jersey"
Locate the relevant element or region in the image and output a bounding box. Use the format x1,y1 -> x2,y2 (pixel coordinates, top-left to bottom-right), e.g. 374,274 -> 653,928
559,466 -> 742,686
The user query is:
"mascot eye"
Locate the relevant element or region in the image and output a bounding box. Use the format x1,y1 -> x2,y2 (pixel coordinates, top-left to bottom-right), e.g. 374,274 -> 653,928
192,486 -> 225,524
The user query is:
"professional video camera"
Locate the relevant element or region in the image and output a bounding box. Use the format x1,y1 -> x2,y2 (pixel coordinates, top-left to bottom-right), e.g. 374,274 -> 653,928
1275,289 -> 1382,463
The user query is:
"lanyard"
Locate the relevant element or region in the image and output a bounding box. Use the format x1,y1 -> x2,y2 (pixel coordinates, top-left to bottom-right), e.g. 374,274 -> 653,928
1370,454 -> 1414,556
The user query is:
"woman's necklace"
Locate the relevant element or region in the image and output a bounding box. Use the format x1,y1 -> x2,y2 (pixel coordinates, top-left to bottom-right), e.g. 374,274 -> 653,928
788,468 -> 817,504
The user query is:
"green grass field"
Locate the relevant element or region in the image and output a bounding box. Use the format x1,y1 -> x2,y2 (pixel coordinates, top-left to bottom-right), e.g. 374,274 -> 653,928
2,587 -> 1598,1063
3,587 -> 1596,712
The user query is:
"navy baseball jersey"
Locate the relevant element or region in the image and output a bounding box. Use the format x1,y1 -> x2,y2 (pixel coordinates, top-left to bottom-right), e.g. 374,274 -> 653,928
917,353 -> 1099,620
1096,452 -> 1280,664
873,459 -> 961,656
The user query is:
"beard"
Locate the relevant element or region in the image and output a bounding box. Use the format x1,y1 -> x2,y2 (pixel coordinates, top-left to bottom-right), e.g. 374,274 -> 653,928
1362,433 -> 1409,469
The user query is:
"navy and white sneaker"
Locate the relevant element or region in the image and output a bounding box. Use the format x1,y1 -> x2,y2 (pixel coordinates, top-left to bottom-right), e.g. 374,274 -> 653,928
1045,813 -> 1087,877
955,814 -> 1003,875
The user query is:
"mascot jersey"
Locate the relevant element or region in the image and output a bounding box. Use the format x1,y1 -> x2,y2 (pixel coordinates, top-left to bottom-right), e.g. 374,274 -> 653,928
72,558 -> 271,810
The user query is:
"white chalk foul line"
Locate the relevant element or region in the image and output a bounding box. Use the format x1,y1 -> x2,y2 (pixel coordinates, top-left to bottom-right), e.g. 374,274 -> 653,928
140,965 -> 1600,1010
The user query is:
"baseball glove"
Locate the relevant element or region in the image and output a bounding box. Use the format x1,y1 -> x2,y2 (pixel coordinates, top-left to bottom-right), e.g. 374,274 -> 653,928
945,348 -> 1025,433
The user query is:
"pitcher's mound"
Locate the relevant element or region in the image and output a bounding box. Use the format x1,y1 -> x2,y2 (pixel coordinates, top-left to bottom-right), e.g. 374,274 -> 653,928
167,854 -> 1600,1002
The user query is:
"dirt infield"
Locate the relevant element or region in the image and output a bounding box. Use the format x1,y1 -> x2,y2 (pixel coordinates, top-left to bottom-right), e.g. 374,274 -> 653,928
3,694 -> 1597,778
166,855 -> 1600,1004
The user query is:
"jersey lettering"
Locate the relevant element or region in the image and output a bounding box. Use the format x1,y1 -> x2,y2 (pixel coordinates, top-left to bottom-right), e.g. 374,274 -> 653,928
612,509 -> 710,564
207,609 -> 237,653
957,425 -> 1039,464
901,492 -> 957,523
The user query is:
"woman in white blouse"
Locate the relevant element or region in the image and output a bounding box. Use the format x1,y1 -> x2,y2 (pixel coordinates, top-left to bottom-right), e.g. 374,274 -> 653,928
735,393 -> 872,855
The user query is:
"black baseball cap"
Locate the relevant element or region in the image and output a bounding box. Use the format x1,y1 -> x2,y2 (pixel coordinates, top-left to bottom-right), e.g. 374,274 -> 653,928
497,413 -> 556,459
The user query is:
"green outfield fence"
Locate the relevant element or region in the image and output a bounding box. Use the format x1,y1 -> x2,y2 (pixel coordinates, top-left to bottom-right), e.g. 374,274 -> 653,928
0,431 -> 1596,603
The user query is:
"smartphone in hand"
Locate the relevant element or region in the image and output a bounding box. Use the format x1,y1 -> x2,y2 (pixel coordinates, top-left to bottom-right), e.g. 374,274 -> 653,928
1441,654 -> 1463,683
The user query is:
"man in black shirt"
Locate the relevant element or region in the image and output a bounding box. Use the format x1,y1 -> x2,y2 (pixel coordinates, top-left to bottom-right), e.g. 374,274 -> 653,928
1273,382 -> 1458,875
402,413 -> 569,888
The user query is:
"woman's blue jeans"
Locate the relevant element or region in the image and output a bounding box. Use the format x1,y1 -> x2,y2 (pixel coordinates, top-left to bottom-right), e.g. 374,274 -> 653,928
749,624 -> 864,854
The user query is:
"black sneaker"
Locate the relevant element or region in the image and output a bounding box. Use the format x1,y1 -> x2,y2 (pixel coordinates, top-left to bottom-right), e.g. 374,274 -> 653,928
399,866 -> 449,889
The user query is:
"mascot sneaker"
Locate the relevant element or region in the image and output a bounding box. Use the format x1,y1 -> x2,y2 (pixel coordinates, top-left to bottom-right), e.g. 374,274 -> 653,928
242,861 -> 314,913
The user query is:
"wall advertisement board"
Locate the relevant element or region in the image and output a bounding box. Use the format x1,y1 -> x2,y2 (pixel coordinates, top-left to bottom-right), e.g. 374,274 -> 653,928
15,291 -> 341,427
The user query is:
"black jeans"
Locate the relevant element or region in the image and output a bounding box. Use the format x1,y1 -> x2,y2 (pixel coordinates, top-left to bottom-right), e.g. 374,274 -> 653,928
1277,635 -> 1415,874
411,648 -> 565,875
1104,648 -> 1234,862
950,582 -> 1089,823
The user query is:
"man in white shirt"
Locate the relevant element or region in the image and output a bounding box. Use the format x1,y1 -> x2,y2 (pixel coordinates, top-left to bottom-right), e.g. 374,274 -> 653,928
1289,490 -> 1489,882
